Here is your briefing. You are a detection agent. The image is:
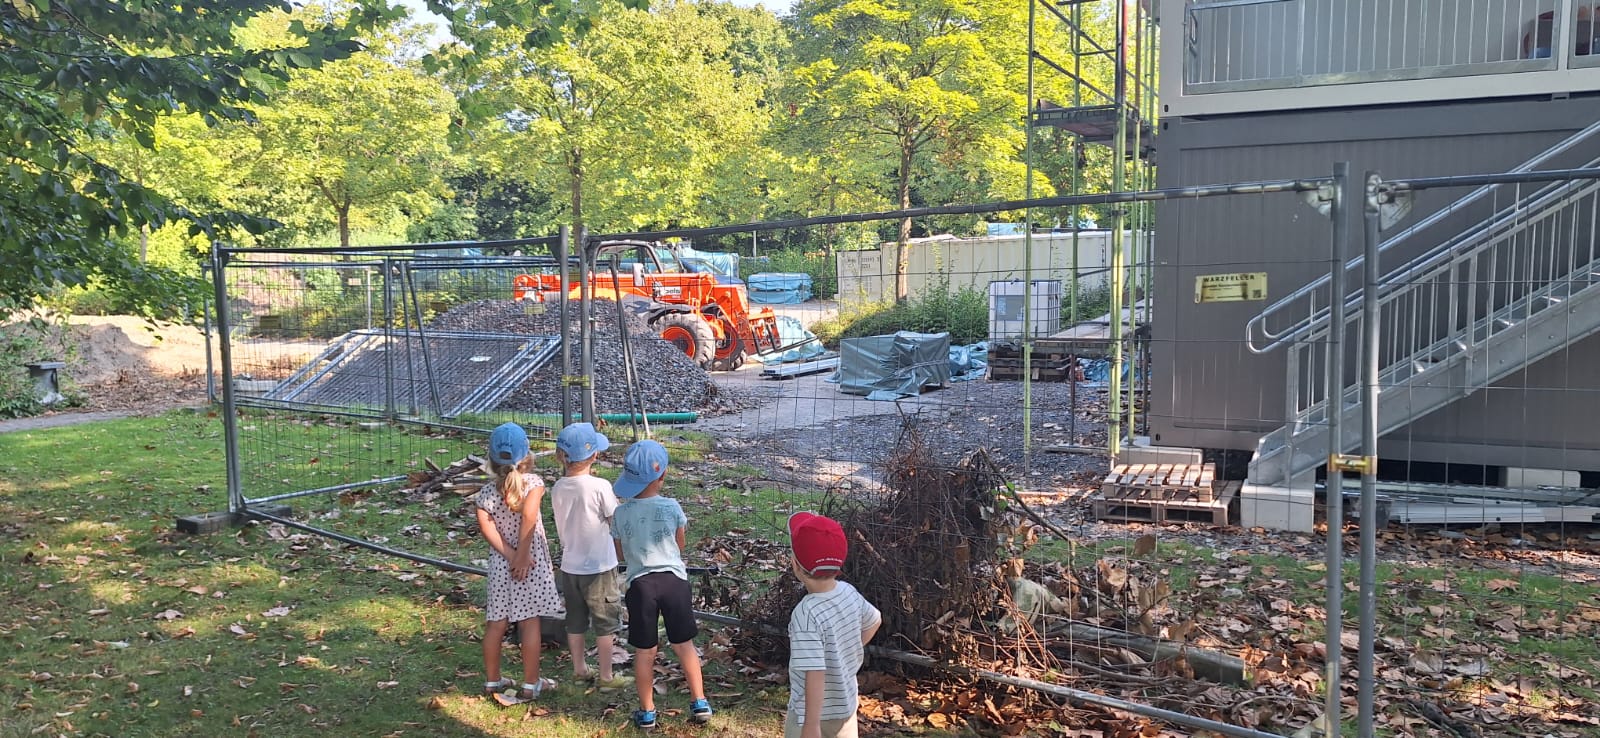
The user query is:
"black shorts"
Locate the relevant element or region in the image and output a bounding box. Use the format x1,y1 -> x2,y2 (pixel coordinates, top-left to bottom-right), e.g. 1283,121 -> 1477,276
623,571 -> 698,650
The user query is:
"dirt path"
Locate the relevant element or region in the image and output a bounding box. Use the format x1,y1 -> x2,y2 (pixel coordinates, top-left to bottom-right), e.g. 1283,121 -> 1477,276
0,410 -> 145,434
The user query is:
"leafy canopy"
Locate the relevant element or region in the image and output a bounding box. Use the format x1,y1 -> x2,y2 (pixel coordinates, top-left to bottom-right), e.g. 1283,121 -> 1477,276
0,0 -> 631,320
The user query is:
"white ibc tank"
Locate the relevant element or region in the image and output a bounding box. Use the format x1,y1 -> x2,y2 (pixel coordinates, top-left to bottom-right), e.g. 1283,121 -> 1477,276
988,280 -> 1061,340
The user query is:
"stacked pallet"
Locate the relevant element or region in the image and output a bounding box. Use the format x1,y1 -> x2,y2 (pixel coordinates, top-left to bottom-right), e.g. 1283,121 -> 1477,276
987,339 -> 1086,382
1092,462 -> 1237,525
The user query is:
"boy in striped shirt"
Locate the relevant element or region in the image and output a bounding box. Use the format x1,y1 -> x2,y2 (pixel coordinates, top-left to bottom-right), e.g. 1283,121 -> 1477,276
786,512 -> 882,738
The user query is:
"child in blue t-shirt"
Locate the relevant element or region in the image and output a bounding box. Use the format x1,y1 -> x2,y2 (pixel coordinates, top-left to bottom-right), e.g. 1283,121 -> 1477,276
610,439 -> 712,730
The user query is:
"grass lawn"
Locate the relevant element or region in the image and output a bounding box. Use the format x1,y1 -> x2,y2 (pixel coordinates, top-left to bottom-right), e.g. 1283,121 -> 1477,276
0,412 -> 793,738
8,412 -> 1600,737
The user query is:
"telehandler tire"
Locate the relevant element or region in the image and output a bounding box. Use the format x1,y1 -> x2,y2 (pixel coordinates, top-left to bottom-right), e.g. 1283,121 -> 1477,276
654,313 -> 716,368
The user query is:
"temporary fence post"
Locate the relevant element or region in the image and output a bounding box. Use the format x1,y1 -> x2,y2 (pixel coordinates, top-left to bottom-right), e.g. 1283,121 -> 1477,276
382,257 -> 396,419
1323,161 -> 1350,737
211,244 -> 245,514
1357,171 -> 1383,738
202,260 -> 217,406
579,227 -> 597,423
1022,0 -> 1037,465
559,226 -> 573,427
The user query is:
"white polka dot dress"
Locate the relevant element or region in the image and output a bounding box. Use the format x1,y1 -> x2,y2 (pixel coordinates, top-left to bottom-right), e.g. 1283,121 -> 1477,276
476,475 -> 564,623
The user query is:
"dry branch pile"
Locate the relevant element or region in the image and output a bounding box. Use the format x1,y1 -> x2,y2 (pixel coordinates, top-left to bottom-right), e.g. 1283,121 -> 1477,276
730,419 -> 1308,735
397,456 -> 490,502
737,423 -> 1017,665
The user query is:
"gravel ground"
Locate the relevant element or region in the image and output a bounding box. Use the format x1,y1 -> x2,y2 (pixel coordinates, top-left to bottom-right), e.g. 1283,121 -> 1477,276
709,379 -> 1113,494
429,298 -> 768,415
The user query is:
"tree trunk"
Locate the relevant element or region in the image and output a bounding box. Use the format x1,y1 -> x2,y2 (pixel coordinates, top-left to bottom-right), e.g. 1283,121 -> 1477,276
337,202 -> 351,250
569,148 -> 584,236
895,138 -> 914,303
138,227 -> 149,263
822,183 -> 838,256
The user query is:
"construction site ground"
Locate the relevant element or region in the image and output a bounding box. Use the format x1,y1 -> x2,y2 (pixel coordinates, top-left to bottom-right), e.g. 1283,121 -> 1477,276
15,311 -> 1600,575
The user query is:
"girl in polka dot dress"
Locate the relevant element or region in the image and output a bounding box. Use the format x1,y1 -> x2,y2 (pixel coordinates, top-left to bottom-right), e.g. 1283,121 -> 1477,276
476,423 -> 564,701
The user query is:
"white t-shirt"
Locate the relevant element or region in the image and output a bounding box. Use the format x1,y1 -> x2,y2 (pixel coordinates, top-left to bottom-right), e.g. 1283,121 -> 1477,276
549,473 -> 620,576
787,581 -> 881,725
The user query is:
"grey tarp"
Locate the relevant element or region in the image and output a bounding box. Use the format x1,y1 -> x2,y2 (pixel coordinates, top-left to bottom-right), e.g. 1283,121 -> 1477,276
836,331 -> 951,400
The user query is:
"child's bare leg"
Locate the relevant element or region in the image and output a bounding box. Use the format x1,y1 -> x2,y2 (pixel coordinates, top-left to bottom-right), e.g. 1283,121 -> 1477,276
670,639 -> 706,701
596,633 -> 616,681
634,646 -> 658,711
483,620 -> 509,683
566,632 -> 591,678
517,618 -> 543,685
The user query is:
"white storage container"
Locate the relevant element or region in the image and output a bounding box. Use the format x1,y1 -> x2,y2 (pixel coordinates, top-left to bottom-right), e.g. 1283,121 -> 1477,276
988,280 -> 1062,340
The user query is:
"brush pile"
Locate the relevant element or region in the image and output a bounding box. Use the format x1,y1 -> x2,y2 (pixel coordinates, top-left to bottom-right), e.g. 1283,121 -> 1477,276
737,422 -> 1018,665
390,456 -> 491,503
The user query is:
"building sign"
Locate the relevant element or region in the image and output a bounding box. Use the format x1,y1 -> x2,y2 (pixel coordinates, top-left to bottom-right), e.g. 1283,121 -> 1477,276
1194,272 -> 1268,303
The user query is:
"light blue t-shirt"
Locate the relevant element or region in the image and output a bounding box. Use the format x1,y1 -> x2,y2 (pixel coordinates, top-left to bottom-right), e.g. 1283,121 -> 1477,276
610,495 -> 689,585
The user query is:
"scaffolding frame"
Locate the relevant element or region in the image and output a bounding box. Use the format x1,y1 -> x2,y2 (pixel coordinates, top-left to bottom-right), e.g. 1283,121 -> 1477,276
1024,0 -> 1158,456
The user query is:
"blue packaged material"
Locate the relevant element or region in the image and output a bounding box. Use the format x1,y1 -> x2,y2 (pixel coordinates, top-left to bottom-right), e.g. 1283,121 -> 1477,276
747,272 -> 813,304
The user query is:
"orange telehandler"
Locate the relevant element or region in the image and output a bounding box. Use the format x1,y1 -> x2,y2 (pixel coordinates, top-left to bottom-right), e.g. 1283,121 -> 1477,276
512,240 -> 782,371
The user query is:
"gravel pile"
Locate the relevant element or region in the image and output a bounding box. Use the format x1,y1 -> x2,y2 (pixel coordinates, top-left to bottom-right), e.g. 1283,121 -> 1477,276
428,299 -> 725,414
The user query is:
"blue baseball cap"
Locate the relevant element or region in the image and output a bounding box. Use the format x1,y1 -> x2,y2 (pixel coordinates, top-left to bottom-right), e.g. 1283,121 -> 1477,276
488,422 -> 529,465
614,440 -> 669,499
556,422 -> 610,462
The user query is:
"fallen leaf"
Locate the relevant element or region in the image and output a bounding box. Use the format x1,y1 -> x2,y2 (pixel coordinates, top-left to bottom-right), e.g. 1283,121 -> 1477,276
263,606 -> 292,618
153,609 -> 183,621
1132,534 -> 1157,556
376,681 -> 399,689
1484,579 -> 1519,592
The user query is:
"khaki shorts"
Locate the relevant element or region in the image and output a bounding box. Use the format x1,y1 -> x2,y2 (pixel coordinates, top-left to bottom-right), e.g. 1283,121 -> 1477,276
558,569 -> 624,636
784,710 -> 858,738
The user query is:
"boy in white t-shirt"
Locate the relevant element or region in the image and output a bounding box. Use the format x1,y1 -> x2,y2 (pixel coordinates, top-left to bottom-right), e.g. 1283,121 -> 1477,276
550,422 -> 630,690
786,512 -> 882,738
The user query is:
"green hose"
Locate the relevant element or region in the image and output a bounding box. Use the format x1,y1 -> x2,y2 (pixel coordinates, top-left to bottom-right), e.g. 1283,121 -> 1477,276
597,412 -> 699,425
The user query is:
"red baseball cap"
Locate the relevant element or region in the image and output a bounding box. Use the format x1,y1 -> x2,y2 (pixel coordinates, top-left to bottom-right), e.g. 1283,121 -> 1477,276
788,512 -> 848,577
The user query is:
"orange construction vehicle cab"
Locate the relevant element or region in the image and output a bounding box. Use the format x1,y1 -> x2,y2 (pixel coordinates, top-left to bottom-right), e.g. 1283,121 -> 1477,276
513,240 -> 781,371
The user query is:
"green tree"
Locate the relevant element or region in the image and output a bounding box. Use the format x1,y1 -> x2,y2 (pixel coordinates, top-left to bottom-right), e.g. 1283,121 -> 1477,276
0,1 -> 395,318
788,0 -> 1032,301
0,0 -> 635,321
248,22 -> 459,249
462,0 -> 775,235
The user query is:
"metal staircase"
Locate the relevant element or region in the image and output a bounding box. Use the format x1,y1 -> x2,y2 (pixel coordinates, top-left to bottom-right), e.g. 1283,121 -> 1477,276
1245,125 -> 1600,486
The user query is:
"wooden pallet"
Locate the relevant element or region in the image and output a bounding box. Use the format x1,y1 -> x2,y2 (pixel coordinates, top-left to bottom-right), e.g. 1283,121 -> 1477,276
986,343 -> 1083,382
1091,464 -> 1235,526
1100,462 -> 1215,501
988,364 -> 1077,382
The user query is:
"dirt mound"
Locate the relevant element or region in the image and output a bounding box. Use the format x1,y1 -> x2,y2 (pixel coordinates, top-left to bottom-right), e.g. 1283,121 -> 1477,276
428,299 -> 721,414
66,316 -> 213,386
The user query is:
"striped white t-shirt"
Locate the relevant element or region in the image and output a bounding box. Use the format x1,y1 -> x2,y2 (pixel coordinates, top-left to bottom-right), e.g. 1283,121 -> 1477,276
787,581 -> 882,725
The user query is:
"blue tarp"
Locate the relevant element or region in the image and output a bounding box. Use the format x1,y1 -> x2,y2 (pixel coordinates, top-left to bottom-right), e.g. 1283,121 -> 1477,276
676,247 -> 740,279
753,316 -> 827,364
949,341 -> 988,382
1082,358 -> 1143,384
747,272 -> 813,304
